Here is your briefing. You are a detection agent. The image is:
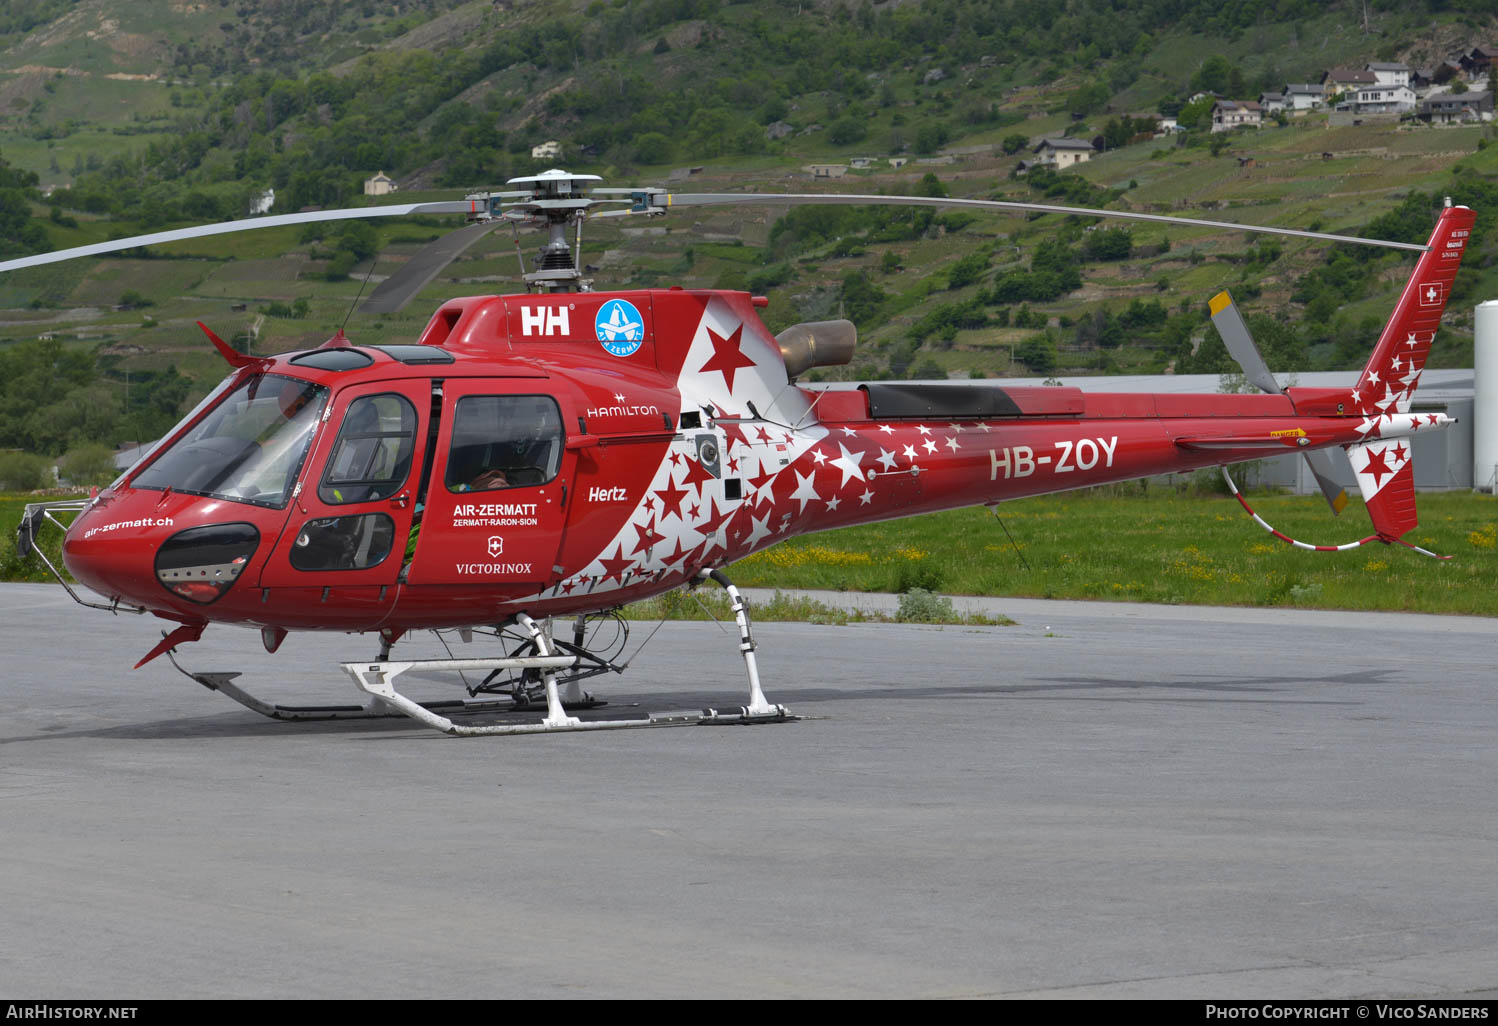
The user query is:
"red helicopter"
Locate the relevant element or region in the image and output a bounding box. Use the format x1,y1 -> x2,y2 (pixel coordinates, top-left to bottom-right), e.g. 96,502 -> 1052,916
7,171 -> 1469,735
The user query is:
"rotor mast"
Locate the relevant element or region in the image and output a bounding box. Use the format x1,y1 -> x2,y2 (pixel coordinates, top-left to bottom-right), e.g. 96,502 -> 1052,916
468,169 -> 607,294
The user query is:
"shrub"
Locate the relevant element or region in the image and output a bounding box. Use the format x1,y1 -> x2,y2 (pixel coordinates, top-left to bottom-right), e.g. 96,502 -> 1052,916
0,452 -> 50,491
896,588 -> 956,623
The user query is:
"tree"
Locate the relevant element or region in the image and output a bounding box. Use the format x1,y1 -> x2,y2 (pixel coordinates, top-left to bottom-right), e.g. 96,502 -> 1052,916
914,172 -> 948,198
1190,55 -> 1232,95
1067,81 -> 1110,117
1083,227 -> 1132,261
1016,335 -> 1057,374
946,251 -> 990,289
827,117 -> 868,146
913,122 -> 949,155
58,444 -> 117,488
1177,94 -> 1216,131
0,452 -> 49,491
840,272 -> 887,326
0,156 -> 48,259
633,132 -> 672,164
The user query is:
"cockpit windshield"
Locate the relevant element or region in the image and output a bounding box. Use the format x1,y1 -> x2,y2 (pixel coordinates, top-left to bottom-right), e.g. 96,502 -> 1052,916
132,373 -> 329,509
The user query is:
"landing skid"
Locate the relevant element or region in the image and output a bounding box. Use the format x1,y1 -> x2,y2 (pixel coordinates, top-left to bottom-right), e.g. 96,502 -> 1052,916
163,569 -> 795,736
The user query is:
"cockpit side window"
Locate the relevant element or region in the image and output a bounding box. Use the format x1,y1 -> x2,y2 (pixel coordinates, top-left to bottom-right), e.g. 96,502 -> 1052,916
318,393 -> 416,505
444,395 -> 563,493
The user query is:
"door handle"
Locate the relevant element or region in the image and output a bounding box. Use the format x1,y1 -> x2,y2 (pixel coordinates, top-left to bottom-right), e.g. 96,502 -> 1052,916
391,492 -> 410,509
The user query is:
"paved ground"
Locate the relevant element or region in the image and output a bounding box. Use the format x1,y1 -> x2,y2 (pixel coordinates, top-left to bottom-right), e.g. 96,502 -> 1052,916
1,581 -> 1495,999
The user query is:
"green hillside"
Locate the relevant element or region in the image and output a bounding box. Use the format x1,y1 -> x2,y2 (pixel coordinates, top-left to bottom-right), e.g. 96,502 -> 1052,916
5,0 -> 1498,473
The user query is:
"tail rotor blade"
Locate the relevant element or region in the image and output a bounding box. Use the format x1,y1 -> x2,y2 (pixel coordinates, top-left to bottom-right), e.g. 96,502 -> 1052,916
1208,290 -> 1283,396
1303,449 -> 1350,516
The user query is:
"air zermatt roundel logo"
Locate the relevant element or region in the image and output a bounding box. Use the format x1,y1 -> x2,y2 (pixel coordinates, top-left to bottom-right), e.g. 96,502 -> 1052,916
595,299 -> 644,357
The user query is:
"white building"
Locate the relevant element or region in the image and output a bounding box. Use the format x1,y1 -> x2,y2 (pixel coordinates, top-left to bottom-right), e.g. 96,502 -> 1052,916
1354,84 -> 1416,114
530,140 -> 563,160
1211,99 -> 1263,132
1032,137 -> 1094,168
1366,62 -> 1412,88
363,171 -> 397,197
1283,84 -> 1324,111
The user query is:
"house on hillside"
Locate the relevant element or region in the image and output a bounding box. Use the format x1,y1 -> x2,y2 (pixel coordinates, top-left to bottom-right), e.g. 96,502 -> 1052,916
1259,91 -> 1286,113
1211,99 -> 1262,132
1353,84 -> 1416,114
1283,83 -> 1324,110
1366,61 -> 1412,88
1420,91 -> 1494,124
530,140 -> 563,160
809,164 -> 849,179
363,172 -> 396,197
1031,137 -> 1094,168
1461,47 -> 1498,77
1322,67 -> 1375,98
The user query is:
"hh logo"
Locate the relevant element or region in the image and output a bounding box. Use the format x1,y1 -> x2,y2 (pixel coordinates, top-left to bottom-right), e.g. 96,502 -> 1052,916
487,536 -> 503,557
1418,282 -> 1446,307
520,306 -> 570,336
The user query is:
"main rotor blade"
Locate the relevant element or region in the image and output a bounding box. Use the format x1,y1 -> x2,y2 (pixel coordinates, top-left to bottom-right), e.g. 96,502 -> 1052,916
360,219 -> 502,315
0,201 -> 474,274
1208,289 -> 1283,396
646,192 -> 1427,252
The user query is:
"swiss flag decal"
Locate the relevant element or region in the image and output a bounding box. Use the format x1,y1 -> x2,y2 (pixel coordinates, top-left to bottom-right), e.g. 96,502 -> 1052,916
1418,281 -> 1446,307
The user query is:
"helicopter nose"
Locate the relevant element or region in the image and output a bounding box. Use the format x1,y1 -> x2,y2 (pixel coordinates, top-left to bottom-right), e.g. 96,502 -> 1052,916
62,504 -> 168,606
66,511 -> 263,611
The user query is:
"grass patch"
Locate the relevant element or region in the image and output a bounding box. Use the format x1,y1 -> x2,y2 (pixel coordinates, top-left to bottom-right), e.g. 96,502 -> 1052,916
724,489 -> 1498,616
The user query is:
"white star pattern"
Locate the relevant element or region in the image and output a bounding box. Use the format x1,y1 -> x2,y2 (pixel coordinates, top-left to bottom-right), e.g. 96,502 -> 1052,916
945,436 -> 961,453
877,448 -> 899,471
789,469 -> 821,513
745,512 -> 774,548
830,443 -> 867,488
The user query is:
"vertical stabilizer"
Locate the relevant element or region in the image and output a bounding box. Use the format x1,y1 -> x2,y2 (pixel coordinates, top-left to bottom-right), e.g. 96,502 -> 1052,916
1346,202 -> 1472,541
1351,202 -> 1473,417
